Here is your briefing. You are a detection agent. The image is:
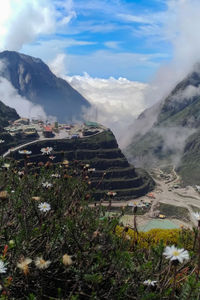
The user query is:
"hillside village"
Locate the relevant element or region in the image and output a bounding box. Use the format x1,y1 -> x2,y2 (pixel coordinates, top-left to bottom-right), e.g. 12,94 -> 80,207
4,118 -> 106,141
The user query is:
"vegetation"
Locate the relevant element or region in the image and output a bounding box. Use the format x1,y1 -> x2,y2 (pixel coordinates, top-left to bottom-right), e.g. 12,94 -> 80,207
158,203 -> 190,222
0,100 -> 19,129
0,158 -> 200,299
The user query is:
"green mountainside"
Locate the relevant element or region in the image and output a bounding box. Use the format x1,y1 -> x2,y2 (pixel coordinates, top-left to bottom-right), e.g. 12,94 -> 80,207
126,65 -> 200,183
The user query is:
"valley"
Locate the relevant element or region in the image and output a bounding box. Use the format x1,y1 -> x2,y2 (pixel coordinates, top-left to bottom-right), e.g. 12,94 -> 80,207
98,167 -> 200,230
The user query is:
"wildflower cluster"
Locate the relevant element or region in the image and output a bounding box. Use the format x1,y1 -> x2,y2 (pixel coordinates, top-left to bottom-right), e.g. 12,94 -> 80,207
0,157 -> 199,299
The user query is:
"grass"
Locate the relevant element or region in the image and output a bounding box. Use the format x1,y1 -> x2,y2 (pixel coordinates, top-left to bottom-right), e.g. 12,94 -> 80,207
158,203 -> 190,222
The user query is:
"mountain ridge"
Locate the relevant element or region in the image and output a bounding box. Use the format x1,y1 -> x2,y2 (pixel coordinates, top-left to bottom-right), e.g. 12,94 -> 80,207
126,65 -> 200,183
0,50 -> 90,122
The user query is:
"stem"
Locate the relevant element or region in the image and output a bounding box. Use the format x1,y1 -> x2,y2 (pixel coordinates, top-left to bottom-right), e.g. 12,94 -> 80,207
197,221 -> 200,278
172,265 -> 177,299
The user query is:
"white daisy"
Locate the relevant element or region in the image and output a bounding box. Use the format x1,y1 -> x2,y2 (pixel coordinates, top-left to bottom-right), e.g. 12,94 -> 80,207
0,139 -> 4,143
2,163 -> 10,169
38,202 -> 51,212
163,245 -> 189,263
18,150 -> 32,155
143,279 -> 157,286
193,212 -> 200,221
42,182 -> 52,188
0,260 -> 7,273
40,147 -> 53,155
49,155 -> 56,160
51,173 -> 60,178
35,257 -> 51,269
88,168 -> 96,172
107,191 -> 117,197
17,258 -> 32,275
18,171 -> 24,176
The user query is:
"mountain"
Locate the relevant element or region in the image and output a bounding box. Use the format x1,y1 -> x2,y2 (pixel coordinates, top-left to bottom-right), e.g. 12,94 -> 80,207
126,64 -> 200,183
0,100 -> 19,128
0,51 -> 90,121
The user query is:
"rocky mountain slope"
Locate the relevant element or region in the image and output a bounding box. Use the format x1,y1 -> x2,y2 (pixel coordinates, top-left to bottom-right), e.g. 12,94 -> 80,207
126,64 -> 200,183
0,51 -> 90,121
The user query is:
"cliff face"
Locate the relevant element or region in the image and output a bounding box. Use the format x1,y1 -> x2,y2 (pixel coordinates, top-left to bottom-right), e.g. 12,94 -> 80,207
0,51 -> 90,122
10,130 -> 154,200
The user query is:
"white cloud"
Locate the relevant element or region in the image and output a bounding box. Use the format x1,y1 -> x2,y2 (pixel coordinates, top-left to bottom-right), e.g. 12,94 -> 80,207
0,0 -> 75,51
65,72 -> 150,143
22,38 -> 97,63
117,13 -> 154,24
104,41 -> 121,49
49,53 -> 68,77
0,76 -> 47,120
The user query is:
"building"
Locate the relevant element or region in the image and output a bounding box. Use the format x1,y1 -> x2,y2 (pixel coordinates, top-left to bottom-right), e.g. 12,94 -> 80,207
43,126 -> 54,138
14,118 -> 30,125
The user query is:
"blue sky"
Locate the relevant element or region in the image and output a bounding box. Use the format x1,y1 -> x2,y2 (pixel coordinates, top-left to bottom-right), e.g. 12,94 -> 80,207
20,0 -> 173,82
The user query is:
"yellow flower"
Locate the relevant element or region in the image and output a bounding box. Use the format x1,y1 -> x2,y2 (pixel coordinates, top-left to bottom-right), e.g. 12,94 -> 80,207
35,257 -> 51,269
17,258 -> 32,275
62,254 -> 73,266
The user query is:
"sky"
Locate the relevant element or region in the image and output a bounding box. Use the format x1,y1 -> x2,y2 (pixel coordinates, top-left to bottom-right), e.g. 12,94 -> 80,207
1,0 -> 200,144
21,0 -> 172,82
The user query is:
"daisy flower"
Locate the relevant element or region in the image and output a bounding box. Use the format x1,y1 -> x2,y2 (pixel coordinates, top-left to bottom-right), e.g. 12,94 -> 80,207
107,191 -> 117,197
0,260 -> 7,273
163,245 -> 189,263
35,257 -> 51,269
62,254 -> 73,266
38,202 -> 51,212
143,279 -> 157,286
42,182 -> 52,188
17,258 -> 32,275
18,171 -> 24,176
18,150 -> 32,155
40,147 -> 53,155
49,155 -> 56,160
88,168 -> 96,173
51,173 -> 60,178
2,163 -> 10,169
193,212 -> 200,221
0,139 -> 4,143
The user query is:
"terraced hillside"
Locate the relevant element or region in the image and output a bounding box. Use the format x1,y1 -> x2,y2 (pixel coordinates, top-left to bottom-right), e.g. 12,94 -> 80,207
8,130 -> 154,200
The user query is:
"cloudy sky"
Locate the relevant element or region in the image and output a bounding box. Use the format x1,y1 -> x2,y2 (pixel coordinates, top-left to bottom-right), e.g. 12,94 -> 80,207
20,0 -> 172,81
0,0 -> 200,143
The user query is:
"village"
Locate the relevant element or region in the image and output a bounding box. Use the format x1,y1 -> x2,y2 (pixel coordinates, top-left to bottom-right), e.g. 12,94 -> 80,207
4,117 -> 106,141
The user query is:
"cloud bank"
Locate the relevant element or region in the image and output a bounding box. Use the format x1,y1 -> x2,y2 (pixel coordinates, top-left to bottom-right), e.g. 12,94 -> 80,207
65,73 -> 150,141
0,59 -> 47,120
0,77 -> 47,120
0,0 -> 75,51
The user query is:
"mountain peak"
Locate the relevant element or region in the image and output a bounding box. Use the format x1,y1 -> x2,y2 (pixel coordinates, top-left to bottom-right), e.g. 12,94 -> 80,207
0,50 -> 90,122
